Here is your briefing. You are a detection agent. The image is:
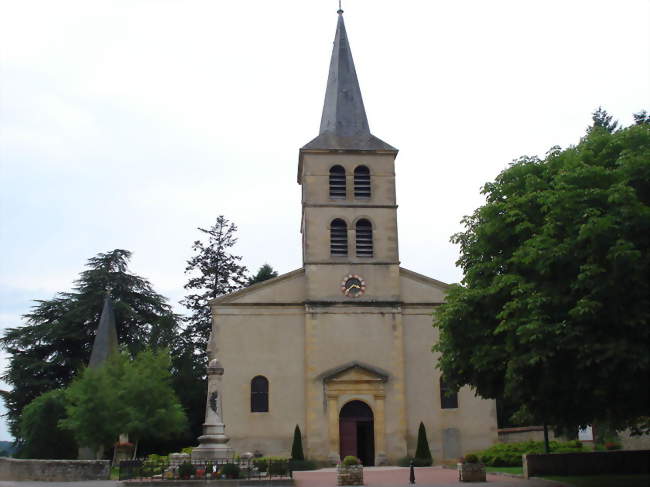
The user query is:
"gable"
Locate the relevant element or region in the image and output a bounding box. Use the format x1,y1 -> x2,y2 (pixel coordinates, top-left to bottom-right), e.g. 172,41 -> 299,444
319,361 -> 389,383
209,268 -> 305,305
399,267 -> 449,304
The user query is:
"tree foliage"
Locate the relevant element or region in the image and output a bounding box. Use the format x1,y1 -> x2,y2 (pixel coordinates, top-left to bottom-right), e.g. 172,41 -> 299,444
181,216 -> 247,344
17,390 -> 77,459
61,349 -> 187,455
247,264 -> 279,286
434,114 -> 650,433
588,106 -> 619,133
1,249 -> 180,439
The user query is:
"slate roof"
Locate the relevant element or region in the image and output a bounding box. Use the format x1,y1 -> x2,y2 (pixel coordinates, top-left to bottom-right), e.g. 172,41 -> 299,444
302,11 -> 396,152
88,295 -> 119,368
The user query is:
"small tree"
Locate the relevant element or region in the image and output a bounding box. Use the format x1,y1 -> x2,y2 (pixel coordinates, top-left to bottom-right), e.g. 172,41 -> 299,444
61,349 -> 187,457
18,390 -> 77,459
291,424 -> 304,461
247,264 -> 279,286
414,422 -> 432,465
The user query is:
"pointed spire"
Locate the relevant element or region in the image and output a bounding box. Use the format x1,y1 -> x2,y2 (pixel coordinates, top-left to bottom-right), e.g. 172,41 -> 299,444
88,294 -> 119,368
302,10 -> 396,152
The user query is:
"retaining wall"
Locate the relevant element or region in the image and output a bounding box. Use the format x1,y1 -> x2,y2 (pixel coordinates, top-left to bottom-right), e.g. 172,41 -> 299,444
523,450 -> 650,478
0,457 -> 110,481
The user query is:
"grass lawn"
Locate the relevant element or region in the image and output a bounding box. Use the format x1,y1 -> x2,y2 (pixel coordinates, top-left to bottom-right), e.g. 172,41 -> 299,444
541,474 -> 650,487
485,466 -> 523,475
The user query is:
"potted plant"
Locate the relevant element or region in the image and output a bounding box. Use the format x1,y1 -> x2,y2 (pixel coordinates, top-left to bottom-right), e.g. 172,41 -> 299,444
221,463 -> 240,479
457,454 -> 486,482
337,456 -> 363,486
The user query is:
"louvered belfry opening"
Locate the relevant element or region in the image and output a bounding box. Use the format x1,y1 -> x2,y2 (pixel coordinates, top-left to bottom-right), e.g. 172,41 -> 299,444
354,166 -> 371,198
330,219 -> 348,256
356,219 -> 373,257
329,165 -> 347,198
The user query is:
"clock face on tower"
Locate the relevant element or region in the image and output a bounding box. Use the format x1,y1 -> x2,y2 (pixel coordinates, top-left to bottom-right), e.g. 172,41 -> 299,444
341,274 -> 366,298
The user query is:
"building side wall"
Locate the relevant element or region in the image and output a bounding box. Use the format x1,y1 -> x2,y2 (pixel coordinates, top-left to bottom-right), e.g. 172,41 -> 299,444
214,306 -> 306,456
403,307 -> 498,461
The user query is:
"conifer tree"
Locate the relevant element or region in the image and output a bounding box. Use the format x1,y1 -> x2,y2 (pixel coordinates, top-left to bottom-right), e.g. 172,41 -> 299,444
181,216 -> 247,345
414,422 -> 432,465
1,249 -> 180,440
291,424 -> 305,461
247,264 -> 279,286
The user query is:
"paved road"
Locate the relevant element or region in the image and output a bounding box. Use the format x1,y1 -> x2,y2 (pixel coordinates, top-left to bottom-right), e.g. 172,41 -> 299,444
293,466 -> 569,487
0,467 -> 569,487
0,483 -> 121,487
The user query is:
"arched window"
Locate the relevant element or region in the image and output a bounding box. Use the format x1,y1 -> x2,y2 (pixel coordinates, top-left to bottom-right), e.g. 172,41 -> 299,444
355,219 -> 373,257
440,377 -> 458,409
354,166 -> 371,198
251,376 -> 269,412
330,219 -> 348,256
329,165 -> 346,199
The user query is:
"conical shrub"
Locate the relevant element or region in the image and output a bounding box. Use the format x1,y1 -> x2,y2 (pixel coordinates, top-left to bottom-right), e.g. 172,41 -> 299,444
291,424 -> 305,460
414,421 -> 433,465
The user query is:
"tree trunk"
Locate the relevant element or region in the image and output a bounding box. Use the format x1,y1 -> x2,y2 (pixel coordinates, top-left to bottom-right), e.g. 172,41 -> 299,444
543,422 -> 550,454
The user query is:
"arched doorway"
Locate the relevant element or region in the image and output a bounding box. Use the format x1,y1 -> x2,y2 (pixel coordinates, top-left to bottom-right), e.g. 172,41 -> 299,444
339,400 -> 374,466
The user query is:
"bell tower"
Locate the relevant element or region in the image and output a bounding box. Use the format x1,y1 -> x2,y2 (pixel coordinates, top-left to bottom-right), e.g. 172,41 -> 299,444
298,9 -> 400,302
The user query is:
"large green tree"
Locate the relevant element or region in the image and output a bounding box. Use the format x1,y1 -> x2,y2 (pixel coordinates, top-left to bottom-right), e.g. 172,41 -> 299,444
434,112 -> 649,435
61,349 -> 187,457
1,249 -> 179,440
181,216 -> 247,344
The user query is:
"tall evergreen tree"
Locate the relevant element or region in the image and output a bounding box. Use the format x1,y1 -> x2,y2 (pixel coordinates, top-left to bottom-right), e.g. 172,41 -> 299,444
414,422 -> 432,465
0,249 -> 180,440
290,425 -> 304,461
247,264 -> 279,286
181,216 -> 247,344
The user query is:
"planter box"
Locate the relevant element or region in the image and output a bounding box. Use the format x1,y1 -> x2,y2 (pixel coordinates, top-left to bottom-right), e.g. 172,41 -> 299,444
337,464 -> 363,486
457,462 -> 486,482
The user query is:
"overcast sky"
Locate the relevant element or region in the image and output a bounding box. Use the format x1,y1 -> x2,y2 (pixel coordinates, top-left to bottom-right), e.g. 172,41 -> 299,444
0,0 -> 648,442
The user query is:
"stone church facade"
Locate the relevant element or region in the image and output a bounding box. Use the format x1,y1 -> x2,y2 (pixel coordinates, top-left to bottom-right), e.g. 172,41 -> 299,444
195,10 -> 497,465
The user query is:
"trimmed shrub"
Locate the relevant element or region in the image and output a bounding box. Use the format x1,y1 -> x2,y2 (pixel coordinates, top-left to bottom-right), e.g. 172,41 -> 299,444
464,454 -> 479,464
221,463 -> 240,478
342,455 -> 360,466
178,462 -> 195,479
414,422 -> 433,466
291,425 -> 305,460
289,459 -> 317,471
476,440 -> 585,467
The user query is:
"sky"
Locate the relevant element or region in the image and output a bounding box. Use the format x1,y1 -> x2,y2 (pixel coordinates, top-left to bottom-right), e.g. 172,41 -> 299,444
0,0 -> 648,442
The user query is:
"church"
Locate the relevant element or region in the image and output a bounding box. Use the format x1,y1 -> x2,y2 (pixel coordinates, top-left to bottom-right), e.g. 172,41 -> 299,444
193,9 -> 497,466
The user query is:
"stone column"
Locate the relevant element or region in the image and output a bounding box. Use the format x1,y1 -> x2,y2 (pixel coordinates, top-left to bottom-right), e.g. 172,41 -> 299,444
374,393 -> 387,465
327,393 -> 340,463
192,358 -> 233,460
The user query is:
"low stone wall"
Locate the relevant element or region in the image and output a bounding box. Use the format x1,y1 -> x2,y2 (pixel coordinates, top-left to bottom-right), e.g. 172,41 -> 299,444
523,450 -> 650,478
0,457 -> 110,481
498,426 -> 560,444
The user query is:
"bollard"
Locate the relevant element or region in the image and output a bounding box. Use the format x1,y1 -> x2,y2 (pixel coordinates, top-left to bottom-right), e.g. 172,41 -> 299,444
409,460 -> 415,484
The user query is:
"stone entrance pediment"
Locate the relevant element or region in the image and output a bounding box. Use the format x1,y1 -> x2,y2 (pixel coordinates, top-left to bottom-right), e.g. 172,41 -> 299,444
319,361 -> 389,385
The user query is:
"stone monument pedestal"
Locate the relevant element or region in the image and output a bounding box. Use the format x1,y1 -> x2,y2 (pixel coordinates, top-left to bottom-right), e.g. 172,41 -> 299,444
193,356 -> 234,461
192,423 -> 234,461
